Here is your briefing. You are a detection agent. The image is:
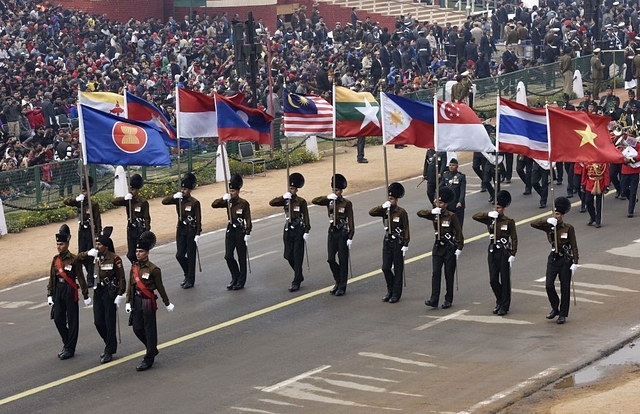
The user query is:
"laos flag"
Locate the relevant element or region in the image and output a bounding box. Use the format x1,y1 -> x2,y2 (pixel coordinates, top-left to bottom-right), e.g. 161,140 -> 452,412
215,93 -> 274,145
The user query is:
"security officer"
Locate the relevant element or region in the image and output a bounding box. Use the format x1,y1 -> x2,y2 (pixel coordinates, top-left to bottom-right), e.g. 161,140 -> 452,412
162,173 -> 201,289
418,187 -> 464,309
125,231 -> 174,371
63,176 -> 101,287
369,182 -> 410,303
591,48 -> 603,100
269,173 -> 310,292
581,162 -> 610,227
112,174 -> 151,264
531,197 -> 579,325
76,227 -> 126,364
440,158 -> 467,228
47,224 -> 90,360
423,149 -> 447,206
472,191 -> 517,316
312,174 -> 355,297
212,173 -> 252,290
559,47 -> 574,95
532,160 -> 550,208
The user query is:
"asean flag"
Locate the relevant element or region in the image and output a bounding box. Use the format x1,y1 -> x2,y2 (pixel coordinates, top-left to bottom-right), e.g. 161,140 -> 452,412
216,94 -> 274,145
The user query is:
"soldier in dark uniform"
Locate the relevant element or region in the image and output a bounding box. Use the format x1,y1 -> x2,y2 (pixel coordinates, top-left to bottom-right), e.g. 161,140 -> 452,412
76,227 -> 126,364
423,149 -> 447,206
369,182 -> 410,303
162,173 -> 201,289
440,158 -> 467,228
472,191 -> 517,316
532,161 -> 550,208
269,173 -> 310,292
63,176 -> 101,287
531,197 -> 579,324
112,174 -> 151,264
418,187 -> 464,309
125,231 -> 174,371
516,154 -> 534,195
212,174 -> 252,290
47,224 -> 90,360
312,174 -> 355,297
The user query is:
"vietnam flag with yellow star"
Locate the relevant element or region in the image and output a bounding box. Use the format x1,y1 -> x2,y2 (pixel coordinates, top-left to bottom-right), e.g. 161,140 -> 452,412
334,86 -> 382,137
548,107 -> 624,163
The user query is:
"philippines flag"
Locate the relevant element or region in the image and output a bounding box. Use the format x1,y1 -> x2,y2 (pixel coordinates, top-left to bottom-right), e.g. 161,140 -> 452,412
497,98 -> 548,160
125,92 -> 189,148
435,100 -> 495,152
216,94 -> 274,145
380,92 -> 434,148
283,89 -> 333,136
176,87 -> 218,138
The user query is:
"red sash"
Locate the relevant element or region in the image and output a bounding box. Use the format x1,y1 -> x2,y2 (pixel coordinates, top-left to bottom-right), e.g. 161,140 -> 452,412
133,264 -> 157,311
56,257 -> 79,302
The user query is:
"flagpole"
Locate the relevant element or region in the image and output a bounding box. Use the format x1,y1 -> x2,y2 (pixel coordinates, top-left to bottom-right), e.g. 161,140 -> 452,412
332,82 -> 337,226
546,103 -> 559,252
267,38 -> 275,156
175,85 -> 182,221
380,89 -> 391,237
494,96 -> 500,241
434,95 -> 441,240
220,142 -> 232,221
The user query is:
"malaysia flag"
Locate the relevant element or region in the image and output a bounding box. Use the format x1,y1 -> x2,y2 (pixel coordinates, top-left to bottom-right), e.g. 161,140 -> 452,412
283,89 -> 333,136
435,100 -> 495,152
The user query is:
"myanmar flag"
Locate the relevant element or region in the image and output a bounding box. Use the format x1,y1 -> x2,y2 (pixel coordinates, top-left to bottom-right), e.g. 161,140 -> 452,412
334,86 -> 382,137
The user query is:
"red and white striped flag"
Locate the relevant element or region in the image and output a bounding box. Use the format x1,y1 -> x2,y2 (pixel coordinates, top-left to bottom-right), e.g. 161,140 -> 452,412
176,87 -> 218,138
283,89 -> 333,136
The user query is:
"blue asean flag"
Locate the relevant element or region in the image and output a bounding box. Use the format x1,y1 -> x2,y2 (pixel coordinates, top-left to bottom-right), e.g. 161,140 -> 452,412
80,105 -> 171,166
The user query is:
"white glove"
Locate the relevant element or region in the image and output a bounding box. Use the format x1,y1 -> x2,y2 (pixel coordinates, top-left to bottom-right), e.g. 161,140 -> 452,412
88,248 -> 98,258
346,239 -> 353,249
327,193 -> 338,200
401,246 -> 409,257
382,200 -> 392,209
303,233 -> 310,242
173,191 -> 183,199
166,303 -> 175,312
488,211 -> 499,219
125,303 -> 132,313
431,207 -> 442,215
124,192 -> 133,200
508,255 -> 515,267
570,264 -> 579,275
547,217 -> 558,226
244,235 -> 251,245
47,296 -> 54,306
75,194 -> 85,202
283,192 -> 292,199
455,249 -> 462,258
194,235 -> 200,247
84,297 -> 92,307
114,295 -> 125,308
222,193 -> 231,201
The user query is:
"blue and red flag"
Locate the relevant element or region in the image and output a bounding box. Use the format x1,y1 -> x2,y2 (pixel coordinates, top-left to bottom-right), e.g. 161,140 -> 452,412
79,105 -> 171,166
126,92 -> 190,148
215,93 -> 274,145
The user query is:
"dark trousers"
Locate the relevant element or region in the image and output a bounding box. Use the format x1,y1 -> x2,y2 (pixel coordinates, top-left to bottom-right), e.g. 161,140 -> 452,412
532,164 -> 549,204
621,173 -> 640,215
472,152 -> 485,188
126,226 -> 144,264
131,295 -> 158,365
585,192 -> 604,224
563,162 -> 575,194
516,156 -> 533,192
610,163 -> 622,194
452,205 -> 465,229
488,246 -> 511,311
93,285 -> 118,355
503,153 -> 513,180
58,161 -> 75,197
546,254 -> 572,317
430,243 -> 456,304
356,137 -> 366,161
283,225 -> 305,285
53,282 -> 79,354
78,227 -> 94,285
327,228 -> 349,290
175,225 -> 197,284
225,228 -> 248,286
574,173 -> 586,210
427,182 -> 437,207
555,162 -> 564,182
382,238 -> 404,299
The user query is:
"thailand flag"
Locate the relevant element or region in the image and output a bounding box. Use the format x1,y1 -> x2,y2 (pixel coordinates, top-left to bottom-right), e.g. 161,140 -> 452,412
125,92 -> 189,148
497,98 -> 548,160
176,87 -> 218,138
216,94 -> 274,145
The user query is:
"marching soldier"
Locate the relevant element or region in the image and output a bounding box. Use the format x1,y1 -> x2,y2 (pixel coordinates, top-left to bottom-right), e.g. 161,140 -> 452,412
76,227 -> 126,364
369,182 -> 410,303
472,191 -> 517,316
418,187 -> 464,309
440,158 -> 467,228
621,153 -> 640,218
312,174 -> 355,297
125,231 -> 174,371
47,224 -> 90,360
269,173 -> 310,292
531,197 -> 579,325
423,149 -> 447,206
591,49 -> 603,100
63,176 -> 101,287
112,174 -> 151,264
581,162 -> 610,227
162,173 -> 201,289
212,173 -> 252,290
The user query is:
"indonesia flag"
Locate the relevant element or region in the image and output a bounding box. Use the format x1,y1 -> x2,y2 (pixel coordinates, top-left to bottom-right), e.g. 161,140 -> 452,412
176,87 -> 218,138
497,98 -> 548,160
435,100 -> 495,152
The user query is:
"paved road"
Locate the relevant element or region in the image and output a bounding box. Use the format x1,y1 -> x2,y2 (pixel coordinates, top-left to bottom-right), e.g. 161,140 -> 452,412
1,172 -> 639,414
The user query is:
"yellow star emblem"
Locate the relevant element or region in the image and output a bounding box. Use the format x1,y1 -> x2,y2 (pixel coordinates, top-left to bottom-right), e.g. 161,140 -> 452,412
389,109 -> 404,127
575,124 -> 598,148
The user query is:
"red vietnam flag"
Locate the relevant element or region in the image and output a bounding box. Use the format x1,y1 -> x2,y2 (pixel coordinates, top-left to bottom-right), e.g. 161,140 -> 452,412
548,107 -> 624,164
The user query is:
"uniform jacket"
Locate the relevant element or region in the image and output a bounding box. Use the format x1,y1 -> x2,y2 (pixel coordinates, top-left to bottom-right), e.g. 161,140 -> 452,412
63,198 -> 102,234
416,208 -> 464,250
591,55 -> 603,80
47,251 -> 89,299
581,162 -> 610,194
472,212 -> 518,255
77,250 -> 126,295
312,195 -> 355,239
126,260 -> 170,306
211,196 -> 252,234
113,195 -> 151,231
530,218 -> 579,263
440,170 -> 467,207
369,205 -> 410,247
162,195 -> 202,234
269,195 -> 311,232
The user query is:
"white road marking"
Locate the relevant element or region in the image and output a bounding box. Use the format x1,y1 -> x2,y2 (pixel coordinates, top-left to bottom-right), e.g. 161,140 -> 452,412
607,244 -> 640,258
531,285 -> 613,297
314,377 -> 392,392
258,399 -> 304,407
511,289 -> 603,304
412,352 -> 436,358
572,282 -> 638,292
413,310 -> 469,331
230,407 -> 278,414
356,220 -> 378,230
382,367 -> 417,374
332,373 -> 400,383
358,352 -> 439,367
390,391 -> 424,397
0,301 -> 34,309
250,250 -> 278,260
579,263 -> 640,275
272,381 -> 401,410
0,277 -> 47,293
262,365 -> 331,393
28,303 -> 50,310
421,314 -> 533,325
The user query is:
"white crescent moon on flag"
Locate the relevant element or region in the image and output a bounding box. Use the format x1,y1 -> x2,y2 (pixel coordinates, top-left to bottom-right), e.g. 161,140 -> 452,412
288,93 -> 301,109
440,102 -> 451,121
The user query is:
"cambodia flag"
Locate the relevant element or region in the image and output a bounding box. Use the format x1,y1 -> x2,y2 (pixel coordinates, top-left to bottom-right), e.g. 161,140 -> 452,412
215,94 -> 274,145
125,92 -> 189,148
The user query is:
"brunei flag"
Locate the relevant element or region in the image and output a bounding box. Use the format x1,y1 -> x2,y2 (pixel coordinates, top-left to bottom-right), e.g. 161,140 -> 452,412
79,91 -> 127,117
334,86 -> 382,138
